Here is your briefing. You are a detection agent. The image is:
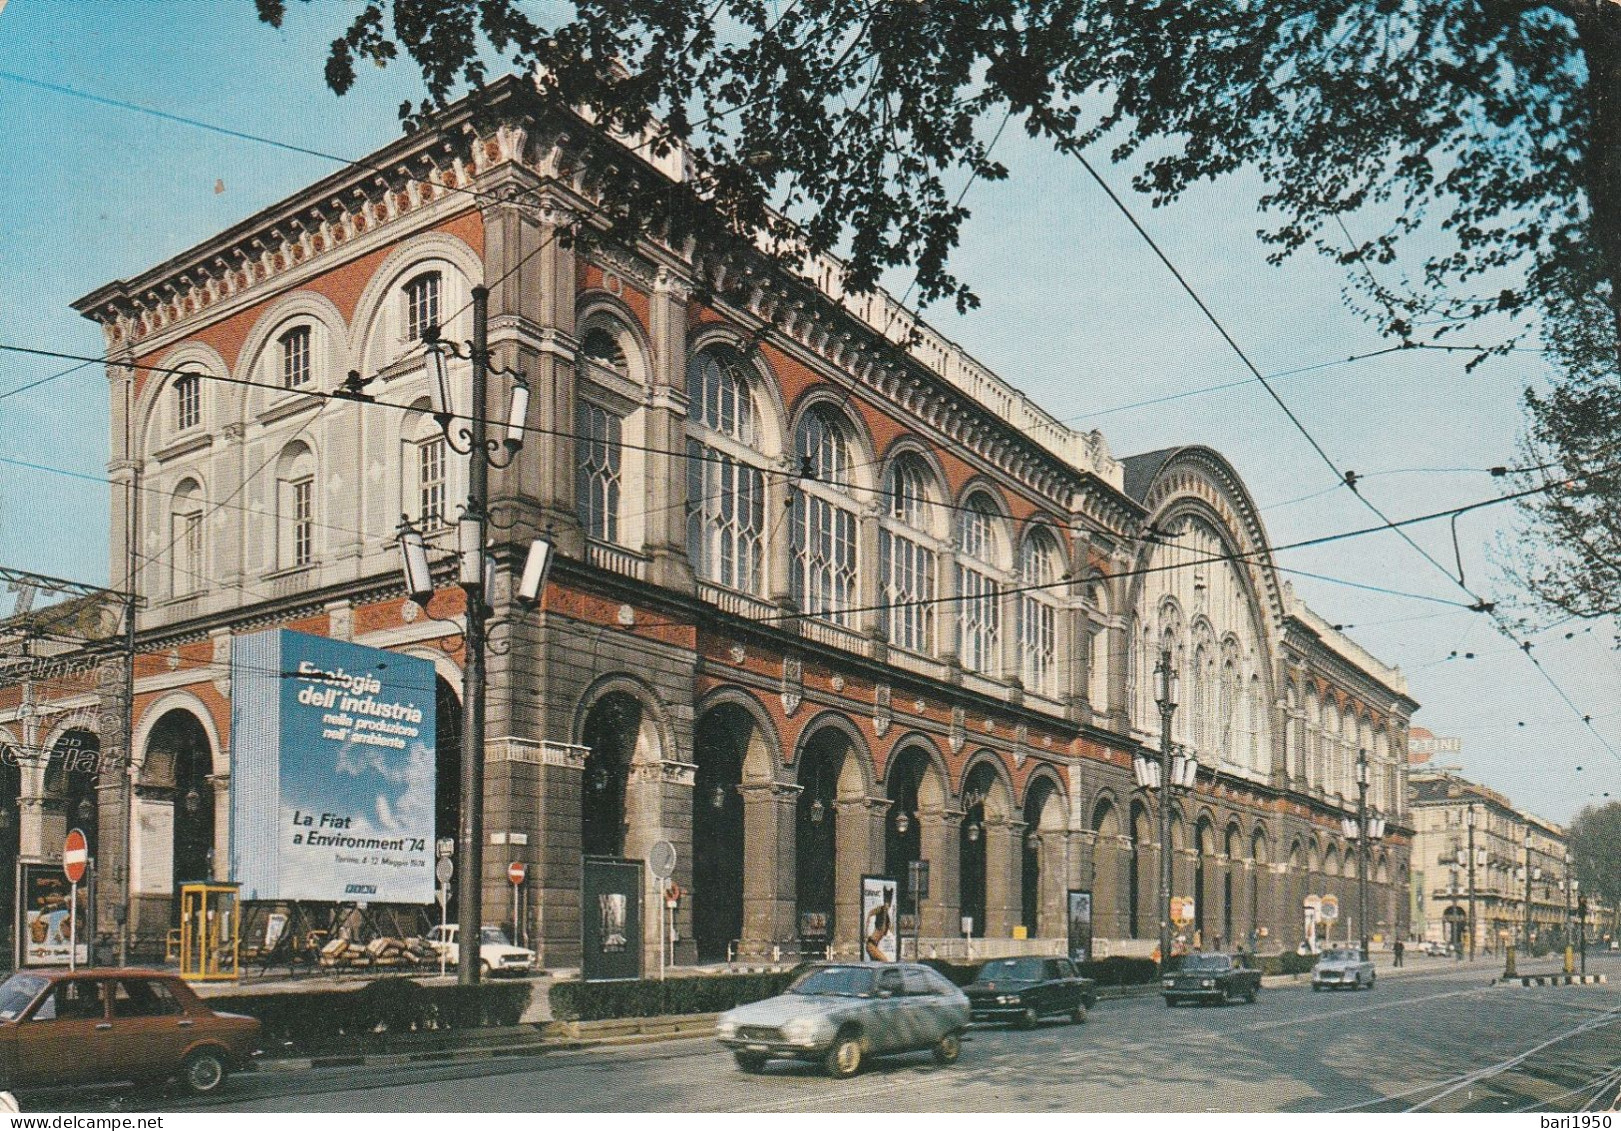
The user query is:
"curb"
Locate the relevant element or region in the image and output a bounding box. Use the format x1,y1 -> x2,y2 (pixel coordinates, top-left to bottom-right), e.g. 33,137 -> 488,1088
1491,973 -> 1608,987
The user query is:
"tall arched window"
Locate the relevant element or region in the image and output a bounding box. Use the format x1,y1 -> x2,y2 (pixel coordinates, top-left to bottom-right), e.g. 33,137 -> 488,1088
402,271 -> 441,342
276,442 -> 316,570
791,407 -> 858,624
577,400 -> 623,543
686,345 -> 766,593
279,325 -> 312,388
174,371 -> 202,433
957,493 -> 1005,674
879,455 -> 937,653
170,478 -> 204,597
1017,528 -> 1062,696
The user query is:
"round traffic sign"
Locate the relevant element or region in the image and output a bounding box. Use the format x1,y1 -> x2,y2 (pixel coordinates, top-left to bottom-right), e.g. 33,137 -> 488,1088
1320,894 -> 1340,922
508,861 -> 527,885
649,840 -> 677,880
435,857 -> 454,884
63,829 -> 88,885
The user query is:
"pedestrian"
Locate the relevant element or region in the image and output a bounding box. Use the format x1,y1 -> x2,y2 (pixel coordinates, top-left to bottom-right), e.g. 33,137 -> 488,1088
1393,939 -> 1404,967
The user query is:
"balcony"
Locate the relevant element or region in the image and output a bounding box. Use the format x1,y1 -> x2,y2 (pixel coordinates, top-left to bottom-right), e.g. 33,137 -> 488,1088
584,539 -> 648,582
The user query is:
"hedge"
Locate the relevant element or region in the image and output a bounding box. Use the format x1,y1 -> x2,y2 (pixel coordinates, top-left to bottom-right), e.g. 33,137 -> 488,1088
548,972 -> 796,1022
921,955 -> 1162,986
208,978 -> 531,1053
1256,951 -> 1317,976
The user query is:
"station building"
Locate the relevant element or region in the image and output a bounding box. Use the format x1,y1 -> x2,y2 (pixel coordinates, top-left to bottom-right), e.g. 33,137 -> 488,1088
5,75 -> 1416,968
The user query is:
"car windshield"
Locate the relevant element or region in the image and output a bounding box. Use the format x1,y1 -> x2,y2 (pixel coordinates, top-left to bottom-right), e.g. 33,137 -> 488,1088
1180,954 -> 1231,972
983,958 -> 1046,980
480,928 -> 511,946
790,966 -> 875,997
1321,950 -> 1358,963
0,973 -> 48,1021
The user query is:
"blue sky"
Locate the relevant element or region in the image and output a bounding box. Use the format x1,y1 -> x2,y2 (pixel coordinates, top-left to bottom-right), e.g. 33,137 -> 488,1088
1,0 -> 1616,823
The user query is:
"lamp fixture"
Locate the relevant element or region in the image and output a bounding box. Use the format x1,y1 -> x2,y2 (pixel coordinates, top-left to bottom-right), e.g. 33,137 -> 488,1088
396,516 -> 435,607
967,821 -> 982,843
894,810 -> 911,836
184,786 -> 202,815
809,797 -> 825,824
709,784 -> 728,810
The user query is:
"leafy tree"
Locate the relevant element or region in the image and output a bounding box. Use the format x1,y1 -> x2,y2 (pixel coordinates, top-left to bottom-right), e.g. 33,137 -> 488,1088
255,0 -> 1621,620
1567,801 -> 1621,916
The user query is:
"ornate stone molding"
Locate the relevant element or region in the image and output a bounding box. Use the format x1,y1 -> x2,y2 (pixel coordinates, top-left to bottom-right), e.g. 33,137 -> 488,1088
781,656 -> 803,716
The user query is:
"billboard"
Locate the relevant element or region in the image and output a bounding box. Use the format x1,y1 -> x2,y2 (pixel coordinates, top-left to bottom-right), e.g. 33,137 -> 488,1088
231,630 -> 436,903
861,875 -> 898,962
581,857 -> 643,982
17,863 -> 91,967
1067,889 -> 1093,963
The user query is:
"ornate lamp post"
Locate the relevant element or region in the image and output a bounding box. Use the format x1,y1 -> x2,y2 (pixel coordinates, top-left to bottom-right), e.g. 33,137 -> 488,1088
1133,649 -> 1198,969
394,285 -> 548,986
1340,749 -> 1385,962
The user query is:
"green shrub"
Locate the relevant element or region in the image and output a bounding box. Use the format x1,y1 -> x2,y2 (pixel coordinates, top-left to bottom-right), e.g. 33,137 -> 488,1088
921,959 -> 977,986
1256,951 -> 1316,976
1076,956 -> 1161,985
208,978 -> 530,1053
549,972 -> 795,1022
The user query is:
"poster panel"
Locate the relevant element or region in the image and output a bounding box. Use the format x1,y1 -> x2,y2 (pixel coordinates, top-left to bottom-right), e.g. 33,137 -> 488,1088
231,629 -> 436,903
1067,889 -> 1093,963
17,863 -> 90,967
582,856 -> 643,982
861,874 -> 898,962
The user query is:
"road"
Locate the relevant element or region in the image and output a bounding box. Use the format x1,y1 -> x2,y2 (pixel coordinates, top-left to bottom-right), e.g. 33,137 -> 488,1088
67,953 -> 1621,1113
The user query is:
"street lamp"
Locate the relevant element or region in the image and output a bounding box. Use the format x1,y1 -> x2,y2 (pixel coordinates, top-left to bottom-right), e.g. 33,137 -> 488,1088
1133,649 -> 1198,969
399,285 -> 534,986
1564,849 -> 1573,954
1465,804 -> 1478,962
1341,749 -> 1385,962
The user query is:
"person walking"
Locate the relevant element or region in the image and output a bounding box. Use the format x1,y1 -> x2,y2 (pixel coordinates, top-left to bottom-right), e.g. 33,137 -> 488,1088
1393,938 -> 1404,967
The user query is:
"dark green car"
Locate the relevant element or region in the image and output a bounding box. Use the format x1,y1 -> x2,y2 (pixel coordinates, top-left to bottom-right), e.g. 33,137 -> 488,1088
1161,952 -> 1261,1006
965,956 -> 1098,1027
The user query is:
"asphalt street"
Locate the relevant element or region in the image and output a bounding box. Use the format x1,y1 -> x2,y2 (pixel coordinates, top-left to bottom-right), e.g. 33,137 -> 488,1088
63,952 -> 1621,1113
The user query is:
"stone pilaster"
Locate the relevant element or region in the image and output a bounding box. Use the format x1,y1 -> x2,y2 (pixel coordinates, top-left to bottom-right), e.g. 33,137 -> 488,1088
738,780 -> 801,956
916,807 -> 962,939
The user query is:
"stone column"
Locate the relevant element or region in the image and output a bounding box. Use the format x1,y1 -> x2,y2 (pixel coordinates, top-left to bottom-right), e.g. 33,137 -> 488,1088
834,796 -> 888,958
916,806 -> 962,940
536,741 -> 587,968
1039,830 -> 1071,939
768,460 -> 797,614
644,268 -> 696,591
206,772 -> 230,881
983,817 -> 1026,940
624,759 -> 696,969
858,507 -> 884,662
738,780 -> 800,957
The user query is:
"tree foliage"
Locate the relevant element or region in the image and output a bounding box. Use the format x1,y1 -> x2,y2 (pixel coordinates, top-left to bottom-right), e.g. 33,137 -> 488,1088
254,0 -> 1621,622
1567,801 -> 1621,913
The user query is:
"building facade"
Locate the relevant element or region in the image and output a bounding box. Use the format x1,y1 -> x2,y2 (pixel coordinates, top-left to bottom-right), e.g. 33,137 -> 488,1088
1409,769 -> 1575,954
6,77 -> 1416,969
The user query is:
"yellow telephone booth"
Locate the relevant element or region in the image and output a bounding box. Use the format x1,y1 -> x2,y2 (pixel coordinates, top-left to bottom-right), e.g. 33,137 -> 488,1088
178,882 -> 241,982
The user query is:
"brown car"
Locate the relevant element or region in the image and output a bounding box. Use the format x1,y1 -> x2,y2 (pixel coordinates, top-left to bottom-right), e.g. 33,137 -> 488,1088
0,969 -> 260,1097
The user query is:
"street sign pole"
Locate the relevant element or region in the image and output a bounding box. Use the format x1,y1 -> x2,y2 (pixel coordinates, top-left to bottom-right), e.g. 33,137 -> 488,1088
435,855 -> 454,978
63,829 -> 89,972
68,880 -> 77,973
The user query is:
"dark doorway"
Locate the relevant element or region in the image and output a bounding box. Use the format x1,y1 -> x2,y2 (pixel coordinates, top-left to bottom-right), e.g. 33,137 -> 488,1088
581,693 -> 642,859
1129,803 -> 1151,940
693,706 -> 748,963
48,729 -> 101,857
885,748 -> 929,937
795,731 -> 845,946
145,710 -> 214,925
958,763 -> 998,940
1022,779 -> 1057,936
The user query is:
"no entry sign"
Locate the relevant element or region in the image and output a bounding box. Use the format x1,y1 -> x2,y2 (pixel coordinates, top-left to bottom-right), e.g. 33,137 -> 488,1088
508,861 -> 526,885
63,829 -> 88,884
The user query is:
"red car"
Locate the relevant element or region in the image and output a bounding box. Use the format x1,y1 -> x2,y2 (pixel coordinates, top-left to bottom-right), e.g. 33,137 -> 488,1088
0,969 -> 260,1097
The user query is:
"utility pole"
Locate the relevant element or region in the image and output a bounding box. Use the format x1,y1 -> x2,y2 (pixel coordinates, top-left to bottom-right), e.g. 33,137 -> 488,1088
1156,651 -> 1176,969
1466,804 -> 1477,962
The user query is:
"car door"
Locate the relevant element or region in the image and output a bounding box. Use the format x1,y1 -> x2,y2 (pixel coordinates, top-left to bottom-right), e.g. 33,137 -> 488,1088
901,967 -> 946,1046
1051,959 -> 1079,1015
872,967 -> 909,1052
105,977 -> 193,1083
14,978 -> 112,1089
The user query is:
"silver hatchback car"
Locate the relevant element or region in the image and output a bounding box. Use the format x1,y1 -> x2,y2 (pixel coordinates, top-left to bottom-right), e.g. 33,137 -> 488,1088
716,963 -> 970,1077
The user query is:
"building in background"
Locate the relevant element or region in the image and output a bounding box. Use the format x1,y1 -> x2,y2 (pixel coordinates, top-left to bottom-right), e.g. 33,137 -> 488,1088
4,76 -> 1415,969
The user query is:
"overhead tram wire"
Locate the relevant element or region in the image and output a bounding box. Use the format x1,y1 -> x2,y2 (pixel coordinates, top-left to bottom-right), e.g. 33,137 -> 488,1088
1066,146 -> 1621,766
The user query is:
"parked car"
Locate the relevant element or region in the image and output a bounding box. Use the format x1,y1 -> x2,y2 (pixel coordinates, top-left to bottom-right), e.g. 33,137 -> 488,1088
424,925 -> 536,976
965,956 -> 1097,1027
1312,947 -> 1376,991
0,969 -> 260,1097
716,962 -> 970,1078
1161,952 -> 1261,1006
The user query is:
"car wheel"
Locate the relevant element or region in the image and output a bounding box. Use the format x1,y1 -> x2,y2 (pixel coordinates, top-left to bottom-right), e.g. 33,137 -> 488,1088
1019,1005 -> 1040,1029
933,1030 -> 962,1065
733,1051 -> 769,1074
825,1030 -> 863,1079
1311,983 -> 1322,992
1164,996 -> 1179,1007
1369,973 -> 1375,989
180,1048 -> 229,1096
1070,1002 -> 1088,1024
1223,985 -> 1237,1006
480,959 -> 492,977
1245,985 -> 1258,1004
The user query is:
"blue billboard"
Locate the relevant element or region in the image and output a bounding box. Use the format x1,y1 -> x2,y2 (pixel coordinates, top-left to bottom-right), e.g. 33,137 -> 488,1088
231,630 -> 436,903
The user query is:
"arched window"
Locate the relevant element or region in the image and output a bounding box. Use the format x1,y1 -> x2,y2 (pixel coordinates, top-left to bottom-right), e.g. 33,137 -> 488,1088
879,455 -> 937,653
402,271 -> 441,342
401,408 -> 448,530
174,371 -> 202,433
170,479 -> 204,597
1017,528 -> 1062,696
791,407 -> 858,624
957,493 -> 1004,674
686,345 -> 766,593
577,400 -> 623,543
279,325 -> 312,388
275,442 -> 316,570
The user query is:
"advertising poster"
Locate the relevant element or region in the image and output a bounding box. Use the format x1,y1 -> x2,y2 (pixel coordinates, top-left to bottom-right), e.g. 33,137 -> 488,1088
581,857 -> 643,981
1067,889 -> 1093,963
17,863 -> 91,967
861,874 -> 898,962
231,629 -> 436,904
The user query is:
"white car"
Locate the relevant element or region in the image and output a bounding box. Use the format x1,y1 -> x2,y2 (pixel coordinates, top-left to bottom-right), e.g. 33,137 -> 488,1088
425,925 -> 536,976
1312,947 -> 1376,991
